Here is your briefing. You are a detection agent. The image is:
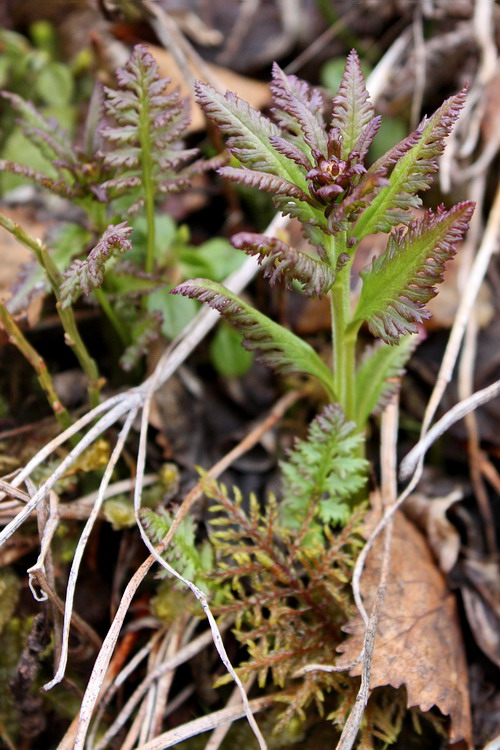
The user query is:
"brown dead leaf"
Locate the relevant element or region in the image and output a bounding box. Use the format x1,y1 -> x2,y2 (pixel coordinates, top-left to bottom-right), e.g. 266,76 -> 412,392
459,557 -> 500,668
147,44 -> 270,132
337,511 -> 471,747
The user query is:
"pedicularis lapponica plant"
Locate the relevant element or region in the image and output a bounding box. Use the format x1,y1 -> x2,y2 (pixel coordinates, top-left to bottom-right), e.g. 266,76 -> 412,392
174,50 -> 474,440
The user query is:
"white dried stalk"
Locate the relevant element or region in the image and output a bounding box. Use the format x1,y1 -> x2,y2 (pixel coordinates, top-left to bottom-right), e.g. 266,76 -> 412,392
87,628 -> 166,748
134,694 -> 275,750
400,377 -> 500,481
44,406 -> 139,691
91,625 -> 229,750
27,490 -> 60,602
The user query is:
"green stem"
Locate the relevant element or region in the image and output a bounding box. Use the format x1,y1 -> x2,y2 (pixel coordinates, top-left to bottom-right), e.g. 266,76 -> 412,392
0,303 -> 73,431
0,213 -> 103,408
93,288 -> 129,347
139,90 -> 156,275
329,235 -> 356,420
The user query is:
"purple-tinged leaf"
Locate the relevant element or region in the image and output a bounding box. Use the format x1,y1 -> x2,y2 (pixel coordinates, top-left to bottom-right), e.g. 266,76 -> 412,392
101,45 -> 198,197
353,87 -> 468,239
195,81 -> 284,175
353,201 -> 475,344
219,166 -> 311,202
352,116 -> 382,162
268,136 -> 312,170
330,50 -> 375,160
1,91 -> 75,166
60,222 -> 133,306
231,232 -> 335,296
0,161 -> 78,198
172,279 -> 335,397
270,63 -> 328,155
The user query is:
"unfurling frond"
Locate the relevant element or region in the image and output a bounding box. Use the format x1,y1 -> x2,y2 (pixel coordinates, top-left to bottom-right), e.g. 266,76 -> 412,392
171,279 -> 335,397
353,201 -> 474,344
280,404 -> 368,531
231,232 -> 335,296
60,222 -> 133,306
330,49 -> 375,159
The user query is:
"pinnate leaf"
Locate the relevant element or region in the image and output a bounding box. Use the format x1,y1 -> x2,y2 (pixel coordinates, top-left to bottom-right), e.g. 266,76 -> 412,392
270,62 -> 328,155
353,87 -> 468,239
172,279 -> 335,397
219,166 -> 310,202
231,231 -> 335,296
353,202 -> 474,344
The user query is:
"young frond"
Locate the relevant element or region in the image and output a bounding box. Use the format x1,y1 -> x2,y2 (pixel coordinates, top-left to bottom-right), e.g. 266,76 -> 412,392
60,222 -> 133,306
0,160 -> 77,198
353,201 -> 474,344
219,166 -> 310,202
1,91 -> 76,167
279,404 -> 368,532
171,279 -> 335,397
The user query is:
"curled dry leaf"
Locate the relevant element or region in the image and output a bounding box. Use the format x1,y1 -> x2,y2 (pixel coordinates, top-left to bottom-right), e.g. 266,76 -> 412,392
404,489 -> 463,574
459,557 -> 500,669
337,511 -> 472,747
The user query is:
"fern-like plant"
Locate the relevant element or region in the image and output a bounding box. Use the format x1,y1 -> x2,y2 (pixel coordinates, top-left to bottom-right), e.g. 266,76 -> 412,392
173,51 -> 474,431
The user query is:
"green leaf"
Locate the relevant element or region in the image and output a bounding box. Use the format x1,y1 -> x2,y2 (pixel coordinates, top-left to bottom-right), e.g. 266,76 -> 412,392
172,279 -> 335,398
148,287 -> 198,340
180,237 -> 244,281
330,50 -> 374,160
35,61 -> 74,106
210,322 -> 253,377
354,335 -> 418,427
7,222 -> 90,314
352,202 -> 474,344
